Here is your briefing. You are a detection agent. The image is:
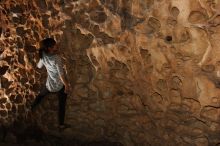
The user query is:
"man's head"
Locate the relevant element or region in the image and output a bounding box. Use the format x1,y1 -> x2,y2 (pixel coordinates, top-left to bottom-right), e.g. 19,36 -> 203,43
41,38 -> 59,55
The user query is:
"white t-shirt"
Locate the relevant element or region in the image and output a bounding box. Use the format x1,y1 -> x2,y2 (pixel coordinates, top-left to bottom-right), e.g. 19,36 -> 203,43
37,52 -> 64,92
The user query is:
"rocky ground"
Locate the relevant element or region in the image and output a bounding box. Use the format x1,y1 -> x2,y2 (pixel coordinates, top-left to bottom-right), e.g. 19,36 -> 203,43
0,122 -> 123,146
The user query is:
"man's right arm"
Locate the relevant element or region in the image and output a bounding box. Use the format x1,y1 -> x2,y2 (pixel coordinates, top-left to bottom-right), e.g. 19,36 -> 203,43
37,59 -> 43,68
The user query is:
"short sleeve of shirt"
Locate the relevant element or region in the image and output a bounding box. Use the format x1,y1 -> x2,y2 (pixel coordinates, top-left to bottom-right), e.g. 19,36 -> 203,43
55,56 -> 64,76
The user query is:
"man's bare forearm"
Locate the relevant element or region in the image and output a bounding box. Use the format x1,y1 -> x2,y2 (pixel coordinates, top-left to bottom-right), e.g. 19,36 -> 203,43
60,74 -> 69,87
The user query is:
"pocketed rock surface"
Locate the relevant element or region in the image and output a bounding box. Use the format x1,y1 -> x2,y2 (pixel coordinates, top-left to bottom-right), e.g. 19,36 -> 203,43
1,0 -> 220,145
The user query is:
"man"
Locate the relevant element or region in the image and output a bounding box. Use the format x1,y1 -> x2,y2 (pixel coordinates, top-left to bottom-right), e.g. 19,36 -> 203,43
31,38 -> 70,129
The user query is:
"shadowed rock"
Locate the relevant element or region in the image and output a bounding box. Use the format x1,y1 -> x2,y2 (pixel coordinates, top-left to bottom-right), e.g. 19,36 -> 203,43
0,66 -> 9,76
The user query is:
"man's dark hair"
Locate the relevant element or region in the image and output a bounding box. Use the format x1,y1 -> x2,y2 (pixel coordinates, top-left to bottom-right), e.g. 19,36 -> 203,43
39,38 -> 56,58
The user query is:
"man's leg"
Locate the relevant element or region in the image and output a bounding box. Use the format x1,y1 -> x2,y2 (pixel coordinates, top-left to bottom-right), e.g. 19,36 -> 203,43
58,86 -> 67,126
31,86 -> 49,111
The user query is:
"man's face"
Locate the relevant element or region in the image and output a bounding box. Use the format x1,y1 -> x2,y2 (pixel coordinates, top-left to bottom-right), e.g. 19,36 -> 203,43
48,44 -> 59,54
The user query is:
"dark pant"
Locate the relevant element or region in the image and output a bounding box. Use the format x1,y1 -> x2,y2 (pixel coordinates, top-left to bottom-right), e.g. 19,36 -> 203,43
31,86 -> 67,125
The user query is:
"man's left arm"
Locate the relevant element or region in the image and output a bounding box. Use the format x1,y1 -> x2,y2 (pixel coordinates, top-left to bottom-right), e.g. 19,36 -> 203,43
56,56 -> 70,93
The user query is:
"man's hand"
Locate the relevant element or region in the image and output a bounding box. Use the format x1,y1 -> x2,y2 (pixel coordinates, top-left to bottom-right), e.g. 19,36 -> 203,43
64,83 -> 71,94
60,74 -> 71,94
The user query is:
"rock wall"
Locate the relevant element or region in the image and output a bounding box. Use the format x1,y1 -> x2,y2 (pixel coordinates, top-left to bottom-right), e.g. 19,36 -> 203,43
1,0 -> 220,145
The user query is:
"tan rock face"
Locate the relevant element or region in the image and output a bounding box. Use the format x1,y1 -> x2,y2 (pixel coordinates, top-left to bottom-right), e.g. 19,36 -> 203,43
1,0 -> 220,145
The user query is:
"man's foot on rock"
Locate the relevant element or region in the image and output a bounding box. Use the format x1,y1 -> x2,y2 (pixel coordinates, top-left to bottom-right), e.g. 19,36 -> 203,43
58,124 -> 71,131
